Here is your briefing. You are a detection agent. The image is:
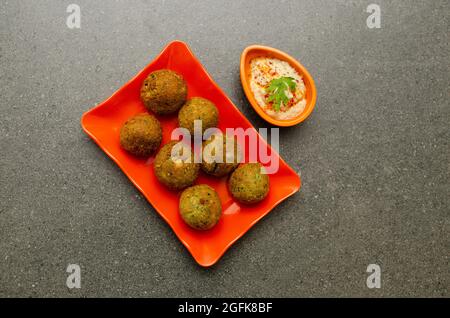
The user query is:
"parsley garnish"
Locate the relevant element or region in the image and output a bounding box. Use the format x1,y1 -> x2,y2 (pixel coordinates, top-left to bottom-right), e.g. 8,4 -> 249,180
266,77 -> 297,112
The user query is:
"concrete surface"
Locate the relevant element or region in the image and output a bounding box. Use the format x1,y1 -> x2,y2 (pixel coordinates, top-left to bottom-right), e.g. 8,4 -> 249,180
0,0 -> 448,297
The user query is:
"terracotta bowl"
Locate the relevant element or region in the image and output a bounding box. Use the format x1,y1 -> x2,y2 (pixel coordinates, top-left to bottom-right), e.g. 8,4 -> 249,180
240,45 -> 317,127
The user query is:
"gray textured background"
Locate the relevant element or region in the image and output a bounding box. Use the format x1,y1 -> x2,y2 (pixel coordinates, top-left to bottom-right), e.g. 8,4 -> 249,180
0,0 -> 448,297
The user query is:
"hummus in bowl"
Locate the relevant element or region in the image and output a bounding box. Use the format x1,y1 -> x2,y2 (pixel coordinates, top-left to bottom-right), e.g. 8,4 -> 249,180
250,57 -> 306,121
240,45 -> 317,127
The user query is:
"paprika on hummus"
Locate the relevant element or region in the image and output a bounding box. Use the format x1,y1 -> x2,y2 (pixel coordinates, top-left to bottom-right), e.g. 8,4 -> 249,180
249,57 -> 306,121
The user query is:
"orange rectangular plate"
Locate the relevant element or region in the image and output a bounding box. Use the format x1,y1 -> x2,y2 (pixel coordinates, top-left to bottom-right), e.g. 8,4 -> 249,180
81,41 -> 301,267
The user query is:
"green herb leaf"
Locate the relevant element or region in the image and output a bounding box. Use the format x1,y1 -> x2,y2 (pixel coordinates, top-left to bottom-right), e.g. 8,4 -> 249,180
265,77 -> 297,112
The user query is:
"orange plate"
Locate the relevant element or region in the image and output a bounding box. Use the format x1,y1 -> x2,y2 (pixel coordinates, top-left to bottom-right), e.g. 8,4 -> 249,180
240,45 -> 317,127
81,41 -> 301,267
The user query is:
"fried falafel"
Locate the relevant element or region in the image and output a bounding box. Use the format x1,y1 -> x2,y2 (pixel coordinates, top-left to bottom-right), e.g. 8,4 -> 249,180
178,97 -> 219,135
179,184 -> 222,230
228,163 -> 269,204
201,133 -> 241,177
140,69 -> 188,115
153,141 -> 199,190
119,113 -> 162,157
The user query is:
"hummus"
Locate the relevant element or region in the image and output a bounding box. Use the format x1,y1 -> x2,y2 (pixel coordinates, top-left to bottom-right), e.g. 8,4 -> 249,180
250,57 -> 306,120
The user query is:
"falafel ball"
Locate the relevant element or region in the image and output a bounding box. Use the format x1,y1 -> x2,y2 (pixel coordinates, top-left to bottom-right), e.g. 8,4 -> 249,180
140,69 -> 188,115
178,97 -> 219,135
228,163 -> 269,204
119,113 -> 162,157
153,141 -> 199,190
201,133 -> 241,177
179,184 -> 222,230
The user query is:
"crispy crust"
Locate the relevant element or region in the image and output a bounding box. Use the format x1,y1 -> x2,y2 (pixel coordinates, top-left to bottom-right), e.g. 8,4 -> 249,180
140,69 -> 188,115
228,163 -> 269,204
178,97 -> 219,135
153,141 -> 199,191
119,113 -> 162,157
179,184 -> 222,230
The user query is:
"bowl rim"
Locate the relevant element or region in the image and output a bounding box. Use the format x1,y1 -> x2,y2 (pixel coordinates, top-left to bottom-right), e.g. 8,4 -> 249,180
240,44 -> 317,127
